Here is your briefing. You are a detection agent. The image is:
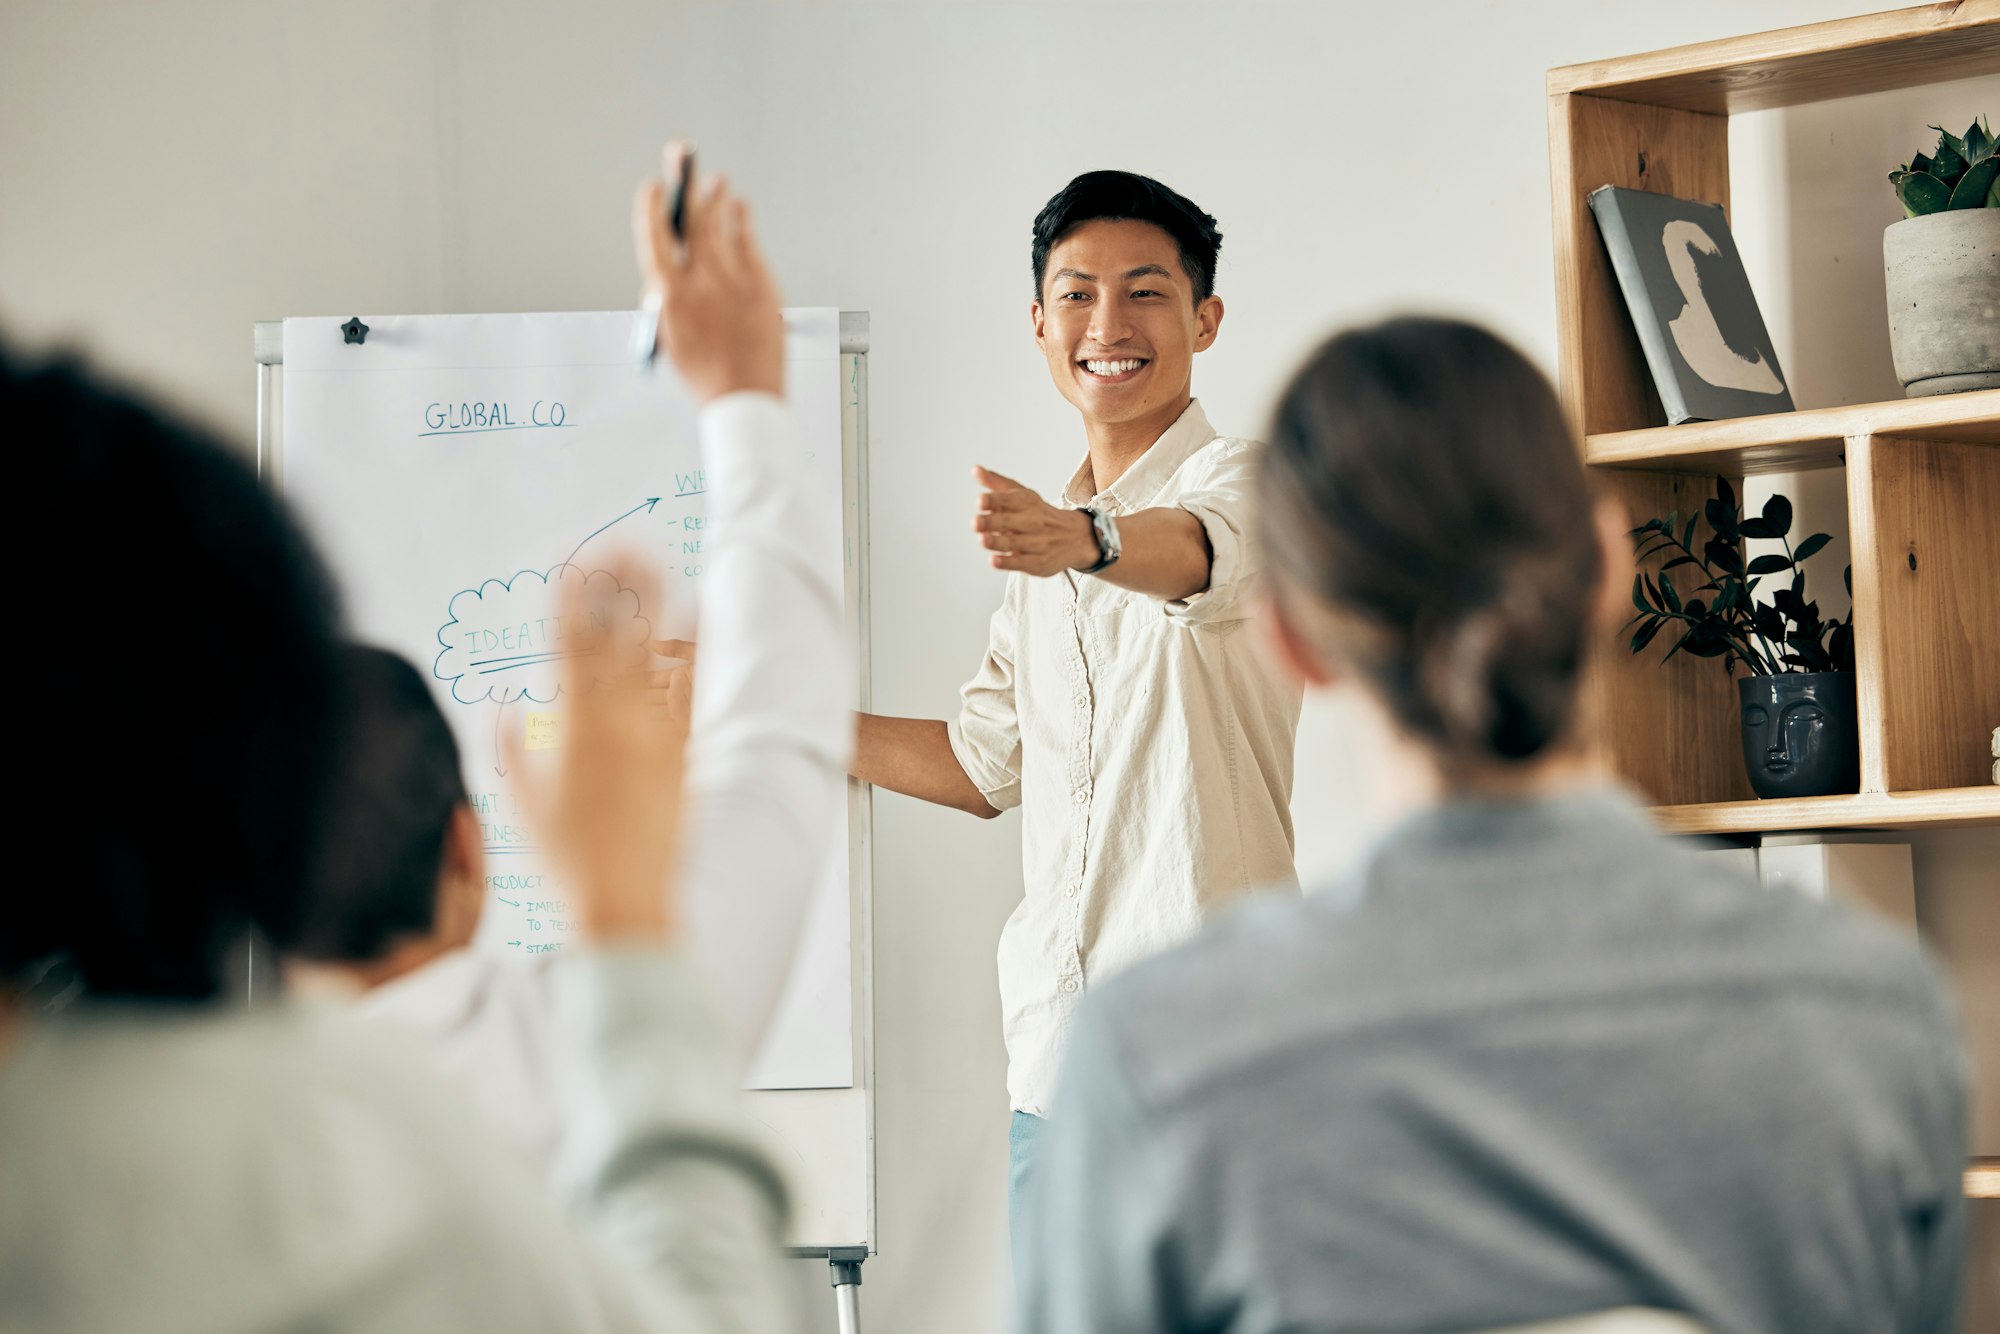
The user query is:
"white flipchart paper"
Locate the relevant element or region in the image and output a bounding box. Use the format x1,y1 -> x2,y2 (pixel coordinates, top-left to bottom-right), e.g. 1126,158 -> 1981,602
282,310 -> 852,1090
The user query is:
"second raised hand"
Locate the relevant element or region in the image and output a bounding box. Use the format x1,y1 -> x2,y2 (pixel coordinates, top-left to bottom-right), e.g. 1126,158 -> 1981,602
971,465 -> 1098,577
507,555 -> 689,945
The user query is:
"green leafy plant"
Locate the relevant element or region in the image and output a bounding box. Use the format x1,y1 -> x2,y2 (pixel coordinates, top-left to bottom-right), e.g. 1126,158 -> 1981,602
1626,476 -> 1855,678
1889,116 -> 1998,215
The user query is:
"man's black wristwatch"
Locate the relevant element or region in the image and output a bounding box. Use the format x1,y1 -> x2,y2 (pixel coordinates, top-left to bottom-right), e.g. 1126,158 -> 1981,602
1076,506 -> 1122,575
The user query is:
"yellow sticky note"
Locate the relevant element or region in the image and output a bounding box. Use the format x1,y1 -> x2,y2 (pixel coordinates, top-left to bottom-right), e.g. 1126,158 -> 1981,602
525,712 -> 562,751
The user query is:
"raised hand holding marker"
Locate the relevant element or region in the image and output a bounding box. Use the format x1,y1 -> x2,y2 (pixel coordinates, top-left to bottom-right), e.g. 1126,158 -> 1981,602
631,142 -> 695,368
628,144 -> 787,403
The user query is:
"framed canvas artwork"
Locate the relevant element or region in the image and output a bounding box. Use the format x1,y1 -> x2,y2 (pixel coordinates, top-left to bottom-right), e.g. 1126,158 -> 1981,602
1588,185 -> 1794,425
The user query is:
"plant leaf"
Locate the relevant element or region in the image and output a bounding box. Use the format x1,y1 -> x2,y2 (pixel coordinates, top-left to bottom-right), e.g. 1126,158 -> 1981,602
1630,619 -> 1665,654
1747,553 -> 1794,575
1659,572 -> 1681,613
1895,170 -> 1953,217
1966,118 -> 1994,164
1948,157 -> 1999,210
1931,126 -> 1969,183
1682,513 -> 1699,551
1660,555 -> 1701,573
1715,475 -> 1736,509
1792,532 -> 1833,564
1843,564 -> 1853,596
1760,493 -> 1793,537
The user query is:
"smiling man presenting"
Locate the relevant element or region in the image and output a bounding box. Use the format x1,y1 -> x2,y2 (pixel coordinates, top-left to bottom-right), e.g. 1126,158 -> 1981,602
850,170 -> 1302,1260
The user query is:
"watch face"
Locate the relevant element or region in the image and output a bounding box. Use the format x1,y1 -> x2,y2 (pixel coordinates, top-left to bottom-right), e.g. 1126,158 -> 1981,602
1093,509 -> 1120,565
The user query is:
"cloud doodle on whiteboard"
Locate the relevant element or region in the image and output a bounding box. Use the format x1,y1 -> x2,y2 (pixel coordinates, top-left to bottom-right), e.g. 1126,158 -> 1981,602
432,564 -> 651,705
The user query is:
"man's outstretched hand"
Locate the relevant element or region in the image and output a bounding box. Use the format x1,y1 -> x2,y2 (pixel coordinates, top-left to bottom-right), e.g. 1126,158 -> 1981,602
972,466 -> 1099,577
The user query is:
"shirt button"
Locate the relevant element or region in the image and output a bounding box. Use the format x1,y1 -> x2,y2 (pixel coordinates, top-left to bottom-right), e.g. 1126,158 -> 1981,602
1072,788 -> 1088,804
1064,884 -> 1078,898
1061,979 -> 1079,994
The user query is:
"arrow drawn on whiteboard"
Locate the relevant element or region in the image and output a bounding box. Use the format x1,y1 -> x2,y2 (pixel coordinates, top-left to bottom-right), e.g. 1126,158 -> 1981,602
492,697 -> 513,778
562,497 -> 662,571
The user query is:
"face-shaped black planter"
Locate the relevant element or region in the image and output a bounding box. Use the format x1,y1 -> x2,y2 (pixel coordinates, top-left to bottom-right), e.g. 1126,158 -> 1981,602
1737,672 -> 1860,800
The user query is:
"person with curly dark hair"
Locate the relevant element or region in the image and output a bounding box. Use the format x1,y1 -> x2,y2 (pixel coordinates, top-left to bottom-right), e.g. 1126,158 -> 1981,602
0,142 -> 841,1334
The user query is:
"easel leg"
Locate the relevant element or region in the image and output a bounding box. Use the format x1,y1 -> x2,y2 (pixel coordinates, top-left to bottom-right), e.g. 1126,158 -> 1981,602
828,1250 -> 865,1334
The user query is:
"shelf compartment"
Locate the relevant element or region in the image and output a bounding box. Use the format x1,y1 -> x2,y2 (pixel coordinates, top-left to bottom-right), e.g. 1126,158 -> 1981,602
1547,3 -> 2000,116
1548,92 -> 1729,439
1585,390 -> 2000,475
1848,435 -> 2000,794
1589,469 -> 1752,808
1654,786 -> 2000,836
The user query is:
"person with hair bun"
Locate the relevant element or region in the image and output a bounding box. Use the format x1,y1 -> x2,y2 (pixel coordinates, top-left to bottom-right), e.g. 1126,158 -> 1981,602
1017,318 -> 1969,1334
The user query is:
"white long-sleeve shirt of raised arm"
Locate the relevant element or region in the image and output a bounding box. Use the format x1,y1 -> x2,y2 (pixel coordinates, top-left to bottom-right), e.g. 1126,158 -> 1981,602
552,391 -> 851,1333
675,391 -> 852,1051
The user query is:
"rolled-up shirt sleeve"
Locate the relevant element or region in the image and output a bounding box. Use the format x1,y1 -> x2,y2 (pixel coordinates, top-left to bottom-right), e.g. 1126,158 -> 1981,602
946,574 -> 1025,812
1162,438 -> 1263,626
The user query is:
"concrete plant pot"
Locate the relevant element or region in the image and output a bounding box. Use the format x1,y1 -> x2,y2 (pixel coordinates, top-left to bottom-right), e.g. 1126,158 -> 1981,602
1884,208 -> 2000,397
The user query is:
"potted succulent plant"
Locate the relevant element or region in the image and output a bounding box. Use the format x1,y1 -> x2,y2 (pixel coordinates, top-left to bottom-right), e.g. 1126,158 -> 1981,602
1885,117 -> 1999,396
1627,478 -> 1858,799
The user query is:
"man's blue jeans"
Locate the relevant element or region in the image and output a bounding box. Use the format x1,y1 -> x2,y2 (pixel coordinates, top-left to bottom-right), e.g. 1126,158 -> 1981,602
1008,1110 -> 1046,1274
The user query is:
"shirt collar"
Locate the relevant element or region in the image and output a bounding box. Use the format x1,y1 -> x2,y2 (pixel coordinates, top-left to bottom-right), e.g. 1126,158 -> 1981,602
1061,399 -> 1218,513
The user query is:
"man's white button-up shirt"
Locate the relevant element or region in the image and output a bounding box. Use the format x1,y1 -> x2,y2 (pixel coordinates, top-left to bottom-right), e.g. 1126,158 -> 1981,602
947,400 -> 1302,1115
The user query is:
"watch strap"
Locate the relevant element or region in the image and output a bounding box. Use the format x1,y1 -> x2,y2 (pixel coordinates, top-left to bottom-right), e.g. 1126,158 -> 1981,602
1077,506 -> 1121,574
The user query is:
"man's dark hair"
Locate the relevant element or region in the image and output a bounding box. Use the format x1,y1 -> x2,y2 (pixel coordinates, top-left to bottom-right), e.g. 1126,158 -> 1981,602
292,646 -> 467,964
8,343 -> 345,1000
1031,170 -> 1223,303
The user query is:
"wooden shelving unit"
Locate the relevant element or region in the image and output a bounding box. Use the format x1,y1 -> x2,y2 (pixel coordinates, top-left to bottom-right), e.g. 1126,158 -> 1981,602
1585,388 -> 2000,475
1971,1157 -> 2000,1200
1546,3 -> 2000,838
1654,785 -> 2000,836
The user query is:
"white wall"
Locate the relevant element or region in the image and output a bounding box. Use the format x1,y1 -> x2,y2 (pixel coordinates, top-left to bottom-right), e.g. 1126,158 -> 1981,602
4,4 -> 1991,1330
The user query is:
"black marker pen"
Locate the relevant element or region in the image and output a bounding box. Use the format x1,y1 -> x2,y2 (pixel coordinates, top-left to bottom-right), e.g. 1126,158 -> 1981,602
632,145 -> 695,368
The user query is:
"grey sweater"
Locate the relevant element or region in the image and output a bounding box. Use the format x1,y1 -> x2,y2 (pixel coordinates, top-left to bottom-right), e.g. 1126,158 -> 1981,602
0,952 -> 795,1334
1017,790 -> 1968,1334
